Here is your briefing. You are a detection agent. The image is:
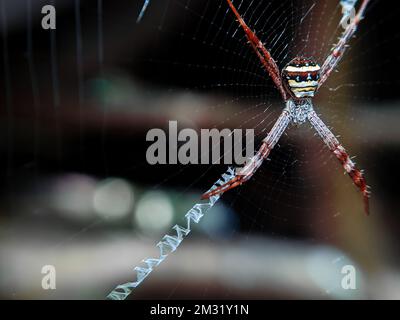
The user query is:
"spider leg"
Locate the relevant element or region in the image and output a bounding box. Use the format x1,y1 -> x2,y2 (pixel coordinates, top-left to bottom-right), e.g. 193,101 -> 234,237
202,108 -> 291,199
318,0 -> 370,88
308,110 -> 370,215
226,0 -> 288,100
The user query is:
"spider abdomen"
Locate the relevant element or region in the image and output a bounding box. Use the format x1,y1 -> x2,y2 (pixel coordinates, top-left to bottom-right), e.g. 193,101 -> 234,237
282,57 -> 321,99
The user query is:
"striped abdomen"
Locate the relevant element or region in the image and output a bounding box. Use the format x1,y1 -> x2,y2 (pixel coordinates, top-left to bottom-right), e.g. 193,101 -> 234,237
282,57 -> 321,99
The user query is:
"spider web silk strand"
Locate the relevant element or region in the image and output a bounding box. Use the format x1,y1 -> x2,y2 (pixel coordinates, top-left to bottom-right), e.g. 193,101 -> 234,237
107,167 -> 236,300
137,0 -> 150,23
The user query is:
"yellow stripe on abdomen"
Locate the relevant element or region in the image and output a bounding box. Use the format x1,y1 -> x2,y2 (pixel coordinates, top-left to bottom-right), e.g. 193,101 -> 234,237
291,87 -> 317,93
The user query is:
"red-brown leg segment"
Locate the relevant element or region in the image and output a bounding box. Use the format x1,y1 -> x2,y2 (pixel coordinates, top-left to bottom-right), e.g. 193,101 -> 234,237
201,142 -> 271,199
319,0 -> 371,88
226,0 -> 288,100
308,110 -> 370,215
202,108 -> 292,199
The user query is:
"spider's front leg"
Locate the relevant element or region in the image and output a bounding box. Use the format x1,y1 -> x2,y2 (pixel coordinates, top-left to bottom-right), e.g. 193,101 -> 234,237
308,110 -> 370,214
225,0 -> 288,100
318,0 -> 371,88
202,108 -> 292,199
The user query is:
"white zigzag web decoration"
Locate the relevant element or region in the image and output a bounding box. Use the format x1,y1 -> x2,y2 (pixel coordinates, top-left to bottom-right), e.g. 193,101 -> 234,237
107,167 -> 236,300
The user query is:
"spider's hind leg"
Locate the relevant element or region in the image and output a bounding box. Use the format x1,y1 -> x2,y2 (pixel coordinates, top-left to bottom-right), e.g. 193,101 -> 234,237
202,108 -> 292,199
308,110 -> 370,215
201,142 -> 269,199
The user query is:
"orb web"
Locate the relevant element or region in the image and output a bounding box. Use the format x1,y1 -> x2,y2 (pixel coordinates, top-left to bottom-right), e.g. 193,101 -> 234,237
1,0 -> 397,299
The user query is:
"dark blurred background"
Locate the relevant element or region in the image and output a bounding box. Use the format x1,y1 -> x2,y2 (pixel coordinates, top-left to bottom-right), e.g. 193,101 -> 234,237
0,0 -> 399,299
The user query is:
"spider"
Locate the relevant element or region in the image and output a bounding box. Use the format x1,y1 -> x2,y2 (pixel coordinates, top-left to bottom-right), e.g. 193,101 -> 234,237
202,0 -> 371,214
